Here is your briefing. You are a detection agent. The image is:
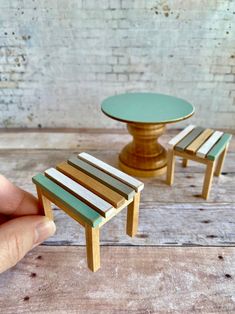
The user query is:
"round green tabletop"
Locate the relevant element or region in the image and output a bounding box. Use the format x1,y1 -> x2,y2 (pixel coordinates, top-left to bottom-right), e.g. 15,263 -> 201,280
101,92 -> 194,124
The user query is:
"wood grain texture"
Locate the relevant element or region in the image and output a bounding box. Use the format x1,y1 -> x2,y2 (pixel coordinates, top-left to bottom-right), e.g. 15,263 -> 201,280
39,202 -> 235,247
0,129 -> 234,151
2,151 -> 234,204
119,123 -> 168,177
175,127 -> 204,152
0,129 -> 235,313
78,152 -> 144,192
0,246 -> 235,313
186,128 -> 214,154
32,173 -> 103,227
68,156 -> 135,200
0,131 -> 132,150
1,148 -> 234,176
57,161 -> 125,208
0,134 -> 234,240
45,167 -> 113,218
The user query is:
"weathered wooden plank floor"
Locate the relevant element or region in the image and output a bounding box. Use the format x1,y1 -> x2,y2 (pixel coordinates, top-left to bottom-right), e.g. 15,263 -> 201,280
0,247 -> 235,314
0,128 -> 234,313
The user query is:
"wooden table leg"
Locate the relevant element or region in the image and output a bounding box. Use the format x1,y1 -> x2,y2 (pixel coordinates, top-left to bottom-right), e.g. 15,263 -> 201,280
36,186 -> 54,220
126,192 -> 140,237
214,145 -> 228,177
182,158 -> 188,167
166,149 -> 175,185
202,161 -> 215,200
119,123 -> 168,177
85,225 -> 100,272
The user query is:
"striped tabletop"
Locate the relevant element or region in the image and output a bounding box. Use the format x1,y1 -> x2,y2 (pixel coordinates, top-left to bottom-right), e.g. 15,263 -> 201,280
56,161 -> 125,208
32,173 -> 103,228
169,126 -> 232,160
45,168 -> 114,218
32,153 -> 144,227
68,157 -> 136,200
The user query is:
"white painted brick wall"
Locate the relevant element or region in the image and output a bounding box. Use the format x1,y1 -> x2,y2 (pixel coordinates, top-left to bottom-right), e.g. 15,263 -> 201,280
0,0 -> 234,129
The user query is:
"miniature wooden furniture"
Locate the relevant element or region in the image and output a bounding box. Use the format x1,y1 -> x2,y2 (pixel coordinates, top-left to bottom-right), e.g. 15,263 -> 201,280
166,125 -> 232,199
32,152 -> 144,272
101,92 -> 194,177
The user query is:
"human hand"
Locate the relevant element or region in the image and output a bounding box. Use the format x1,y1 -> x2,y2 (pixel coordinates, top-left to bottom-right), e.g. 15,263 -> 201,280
0,174 -> 56,273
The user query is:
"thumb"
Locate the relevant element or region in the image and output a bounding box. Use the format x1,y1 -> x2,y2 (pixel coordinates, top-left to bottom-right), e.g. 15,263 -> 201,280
0,216 -> 56,273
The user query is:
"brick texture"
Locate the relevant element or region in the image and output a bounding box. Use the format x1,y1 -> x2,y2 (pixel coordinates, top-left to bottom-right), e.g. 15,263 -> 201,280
0,0 -> 234,128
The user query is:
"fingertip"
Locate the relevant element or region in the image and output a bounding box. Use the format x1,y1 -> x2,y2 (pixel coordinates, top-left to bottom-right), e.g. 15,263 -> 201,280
0,216 -> 56,273
34,218 -> 56,246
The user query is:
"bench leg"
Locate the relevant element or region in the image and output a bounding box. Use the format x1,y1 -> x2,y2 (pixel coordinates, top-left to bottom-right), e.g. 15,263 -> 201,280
85,225 -> 100,272
182,158 -> 188,167
166,149 -> 175,185
36,186 -> 54,220
126,192 -> 140,237
202,161 -> 215,200
214,145 -> 228,177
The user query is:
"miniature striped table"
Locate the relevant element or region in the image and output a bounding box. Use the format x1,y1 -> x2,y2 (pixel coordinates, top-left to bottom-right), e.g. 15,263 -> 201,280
166,125 -> 232,199
32,152 -> 144,272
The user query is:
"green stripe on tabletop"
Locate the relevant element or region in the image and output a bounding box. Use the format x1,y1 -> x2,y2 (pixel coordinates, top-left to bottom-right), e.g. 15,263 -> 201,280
68,157 -> 135,200
175,127 -> 204,152
32,173 -> 103,227
207,133 -> 232,161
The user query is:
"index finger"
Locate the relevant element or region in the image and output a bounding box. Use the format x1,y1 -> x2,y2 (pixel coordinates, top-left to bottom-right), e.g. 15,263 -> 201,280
0,174 -> 41,216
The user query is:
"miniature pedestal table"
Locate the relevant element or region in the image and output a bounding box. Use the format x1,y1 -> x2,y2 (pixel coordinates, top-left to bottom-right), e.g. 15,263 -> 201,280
101,93 -> 194,177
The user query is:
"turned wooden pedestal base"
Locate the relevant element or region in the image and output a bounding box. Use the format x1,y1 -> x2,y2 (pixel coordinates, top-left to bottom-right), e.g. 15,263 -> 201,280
119,123 -> 168,177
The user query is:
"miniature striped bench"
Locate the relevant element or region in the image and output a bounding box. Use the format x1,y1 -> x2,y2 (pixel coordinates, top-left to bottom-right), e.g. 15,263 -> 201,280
32,152 -> 144,272
166,125 -> 232,199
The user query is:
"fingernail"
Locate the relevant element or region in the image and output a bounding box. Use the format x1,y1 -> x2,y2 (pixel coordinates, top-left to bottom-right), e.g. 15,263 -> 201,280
34,219 -> 56,246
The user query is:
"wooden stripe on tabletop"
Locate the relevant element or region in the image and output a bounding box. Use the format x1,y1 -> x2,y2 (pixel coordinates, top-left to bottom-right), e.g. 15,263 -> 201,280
196,131 -> 223,158
186,128 -> 214,154
32,173 -> 103,228
168,125 -> 195,148
45,168 -> 113,218
68,157 -> 135,200
78,152 -> 144,192
175,127 -> 204,152
207,133 -> 232,161
56,162 -> 125,208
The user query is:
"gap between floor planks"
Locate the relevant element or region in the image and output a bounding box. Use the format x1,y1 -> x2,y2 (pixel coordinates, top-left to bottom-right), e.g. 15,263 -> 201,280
2,168 -> 235,204
42,202 -> 235,247
0,149 -> 234,173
